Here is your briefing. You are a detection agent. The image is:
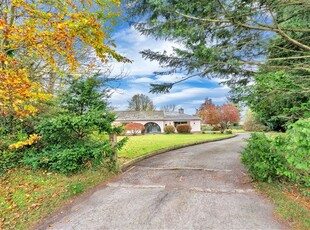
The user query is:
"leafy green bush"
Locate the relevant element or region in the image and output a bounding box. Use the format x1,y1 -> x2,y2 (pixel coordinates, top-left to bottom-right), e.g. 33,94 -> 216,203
0,150 -> 22,173
22,141 -> 115,174
284,119 -> 310,186
164,125 -> 175,134
242,119 -> 310,187
176,124 -> 191,133
225,129 -> 232,134
0,132 -> 34,173
241,133 -> 286,182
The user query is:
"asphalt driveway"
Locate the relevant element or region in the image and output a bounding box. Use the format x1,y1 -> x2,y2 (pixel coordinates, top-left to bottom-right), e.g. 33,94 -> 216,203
41,133 -> 286,230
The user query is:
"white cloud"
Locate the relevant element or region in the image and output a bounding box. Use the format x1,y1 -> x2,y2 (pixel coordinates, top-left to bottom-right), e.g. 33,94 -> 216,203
110,26 -> 183,76
109,89 -> 130,109
191,100 -> 206,104
155,72 -> 187,83
153,87 -> 229,105
129,77 -> 154,83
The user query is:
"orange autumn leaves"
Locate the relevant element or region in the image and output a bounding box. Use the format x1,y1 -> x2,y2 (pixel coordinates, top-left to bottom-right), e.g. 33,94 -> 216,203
0,0 -> 127,121
198,99 -> 240,127
0,63 -> 50,118
1,0 -> 127,69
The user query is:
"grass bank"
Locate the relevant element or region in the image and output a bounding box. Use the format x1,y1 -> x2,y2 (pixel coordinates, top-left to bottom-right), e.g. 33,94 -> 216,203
257,182 -> 310,230
1,133 -> 233,229
118,133 -> 234,159
0,168 -> 114,229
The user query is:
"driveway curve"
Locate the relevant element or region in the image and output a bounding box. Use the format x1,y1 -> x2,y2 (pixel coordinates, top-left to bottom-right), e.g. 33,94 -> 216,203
41,133 -> 287,230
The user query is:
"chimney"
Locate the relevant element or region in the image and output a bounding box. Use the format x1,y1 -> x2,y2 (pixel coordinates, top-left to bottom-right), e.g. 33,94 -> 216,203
178,108 -> 184,114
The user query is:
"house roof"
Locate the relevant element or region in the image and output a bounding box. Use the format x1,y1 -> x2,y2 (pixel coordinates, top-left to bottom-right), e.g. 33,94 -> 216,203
114,111 -> 164,121
114,110 -> 200,121
163,112 -> 200,121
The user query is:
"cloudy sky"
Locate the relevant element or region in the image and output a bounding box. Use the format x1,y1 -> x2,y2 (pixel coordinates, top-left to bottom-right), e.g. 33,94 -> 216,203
108,25 -> 230,115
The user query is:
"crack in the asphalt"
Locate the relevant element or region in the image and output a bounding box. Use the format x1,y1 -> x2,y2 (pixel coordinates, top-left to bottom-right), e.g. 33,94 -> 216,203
107,183 -> 255,194
137,166 -> 233,172
145,191 -> 170,222
107,183 -> 166,189
170,187 -> 255,194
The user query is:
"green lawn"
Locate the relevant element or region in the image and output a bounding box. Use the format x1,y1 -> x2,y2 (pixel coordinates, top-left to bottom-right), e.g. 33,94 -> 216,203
231,128 -> 247,133
118,133 -> 234,159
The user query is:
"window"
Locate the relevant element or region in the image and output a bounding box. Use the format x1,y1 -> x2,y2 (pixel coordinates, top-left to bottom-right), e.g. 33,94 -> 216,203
174,121 -> 188,127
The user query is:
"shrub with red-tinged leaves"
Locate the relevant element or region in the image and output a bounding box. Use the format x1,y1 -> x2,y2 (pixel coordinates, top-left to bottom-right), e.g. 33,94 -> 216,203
176,124 -> 191,133
164,125 -> 175,134
124,122 -> 145,135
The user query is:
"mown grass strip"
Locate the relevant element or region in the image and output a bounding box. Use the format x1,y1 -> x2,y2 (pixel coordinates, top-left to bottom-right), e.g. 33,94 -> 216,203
118,133 -> 234,159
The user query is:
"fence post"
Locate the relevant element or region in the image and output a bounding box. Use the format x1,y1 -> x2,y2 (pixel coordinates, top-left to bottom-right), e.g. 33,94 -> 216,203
109,133 -> 118,170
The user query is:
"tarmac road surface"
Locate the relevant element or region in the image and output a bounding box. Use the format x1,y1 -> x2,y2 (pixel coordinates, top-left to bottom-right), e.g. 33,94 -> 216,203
40,133 -> 287,230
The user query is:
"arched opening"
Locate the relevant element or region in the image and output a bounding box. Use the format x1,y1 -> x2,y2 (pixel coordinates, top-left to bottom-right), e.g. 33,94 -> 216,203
144,122 -> 161,134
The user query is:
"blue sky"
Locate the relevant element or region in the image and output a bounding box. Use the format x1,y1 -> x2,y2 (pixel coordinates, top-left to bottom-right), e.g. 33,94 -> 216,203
108,25 -> 231,115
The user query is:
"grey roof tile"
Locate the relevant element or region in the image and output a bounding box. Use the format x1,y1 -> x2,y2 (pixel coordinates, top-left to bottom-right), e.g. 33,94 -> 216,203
114,111 -> 200,121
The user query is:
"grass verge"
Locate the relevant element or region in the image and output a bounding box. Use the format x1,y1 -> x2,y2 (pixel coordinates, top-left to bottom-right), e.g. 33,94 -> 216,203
257,182 -> 310,230
0,167 -> 114,229
118,133 -> 234,159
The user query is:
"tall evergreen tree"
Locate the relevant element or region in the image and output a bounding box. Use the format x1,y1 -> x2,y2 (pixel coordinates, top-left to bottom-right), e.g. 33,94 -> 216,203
126,0 -> 310,93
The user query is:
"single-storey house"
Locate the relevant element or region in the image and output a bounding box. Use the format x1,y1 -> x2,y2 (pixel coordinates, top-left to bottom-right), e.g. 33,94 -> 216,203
114,108 -> 201,134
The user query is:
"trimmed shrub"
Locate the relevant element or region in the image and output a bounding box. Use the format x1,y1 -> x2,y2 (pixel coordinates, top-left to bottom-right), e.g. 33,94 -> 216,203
164,125 -> 175,134
176,124 -> 191,133
124,122 -> 145,135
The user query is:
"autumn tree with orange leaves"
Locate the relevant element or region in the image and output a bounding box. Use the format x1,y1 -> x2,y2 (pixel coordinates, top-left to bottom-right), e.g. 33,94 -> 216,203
198,98 -> 240,133
0,0 -> 129,133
